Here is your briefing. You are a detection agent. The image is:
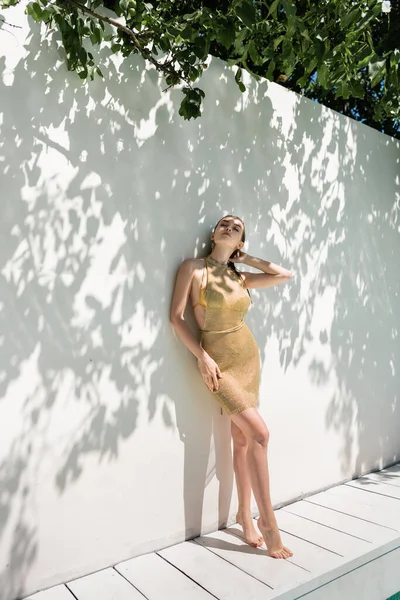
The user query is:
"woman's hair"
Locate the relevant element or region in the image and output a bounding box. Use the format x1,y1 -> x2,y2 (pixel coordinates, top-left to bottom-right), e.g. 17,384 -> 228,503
212,215 -> 252,301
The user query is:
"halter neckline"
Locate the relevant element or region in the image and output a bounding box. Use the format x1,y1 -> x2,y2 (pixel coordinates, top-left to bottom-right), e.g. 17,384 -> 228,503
207,255 -> 229,267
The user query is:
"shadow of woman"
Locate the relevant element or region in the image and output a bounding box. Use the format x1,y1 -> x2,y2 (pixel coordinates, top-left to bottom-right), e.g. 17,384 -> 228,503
170,312 -> 234,541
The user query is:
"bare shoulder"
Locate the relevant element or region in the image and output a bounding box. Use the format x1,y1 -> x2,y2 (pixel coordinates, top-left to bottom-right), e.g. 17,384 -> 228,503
179,257 -> 205,274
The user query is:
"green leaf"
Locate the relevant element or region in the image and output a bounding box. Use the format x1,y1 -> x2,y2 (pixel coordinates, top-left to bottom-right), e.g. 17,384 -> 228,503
226,57 -> 244,67
281,0 -> 296,17
335,82 -> 350,99
286,15 -> 297,37
265,59 -> 275,80
235,67 -> 246,92
355,46 -> 375,69
273,35 -> 285,50
248,40 -> 263,66
193,35 -> 209,59
79,47 -> 87,63
341,82 -> 350,99
317,64 -> 328,87
182,10 -> 200,22
268,0 -> 280,18
236,1 -> 256,28
189,67 -> 200,81
119,0 -> 130,12
218,22 -> 235,49
355,3 -> 384,35
243,59 -> 260,81
315,39 -> 325,62
281,39 -> 292,60
179,87 -> 204,120
167,26 -> 181,37
304,57 -> 318,76
94,27 -> 102,45
27,2 -> 43,22
342,7 -> 361,29
296,75 -> 308,87
234,27 -> 248,53
181,24 -> 194,41
350,80 -> 365,99
374,99 -> 384,121
369,55 -> 386,88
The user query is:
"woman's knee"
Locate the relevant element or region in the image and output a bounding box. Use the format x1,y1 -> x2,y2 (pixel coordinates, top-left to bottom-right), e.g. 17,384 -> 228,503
248,426 -> 270,448
231,409 -> 270,448
231,427 -> 248,449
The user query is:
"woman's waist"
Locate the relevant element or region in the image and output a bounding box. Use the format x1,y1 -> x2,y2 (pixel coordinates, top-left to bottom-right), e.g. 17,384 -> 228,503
200,321 -> 246,335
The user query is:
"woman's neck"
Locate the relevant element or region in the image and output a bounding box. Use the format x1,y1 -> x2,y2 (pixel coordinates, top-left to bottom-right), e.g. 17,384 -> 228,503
208,249 -> 232,265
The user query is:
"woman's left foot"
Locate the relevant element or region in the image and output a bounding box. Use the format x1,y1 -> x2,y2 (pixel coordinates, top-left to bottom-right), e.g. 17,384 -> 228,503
236,511 -> 264,547
257,517 -> 293,559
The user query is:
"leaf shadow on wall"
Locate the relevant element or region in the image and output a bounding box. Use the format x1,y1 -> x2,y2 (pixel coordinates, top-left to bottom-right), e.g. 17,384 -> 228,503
282,98 -> 400,481
1,18 -> 400,600
0,25 -> 257,597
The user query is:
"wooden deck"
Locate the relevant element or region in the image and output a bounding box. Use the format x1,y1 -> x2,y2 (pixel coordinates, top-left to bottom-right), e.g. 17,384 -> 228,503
25,465 -> 400,600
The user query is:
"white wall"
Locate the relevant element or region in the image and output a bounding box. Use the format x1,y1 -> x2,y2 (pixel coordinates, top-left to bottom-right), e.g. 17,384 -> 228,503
1,4 -> 400,599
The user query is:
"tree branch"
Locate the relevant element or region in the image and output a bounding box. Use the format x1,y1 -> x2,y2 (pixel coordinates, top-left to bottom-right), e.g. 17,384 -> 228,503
0,17 -> 22,28
59,0 -> 184,84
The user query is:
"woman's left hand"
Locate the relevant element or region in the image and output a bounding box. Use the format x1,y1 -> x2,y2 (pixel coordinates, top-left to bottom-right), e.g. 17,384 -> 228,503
230,249 -> 248,263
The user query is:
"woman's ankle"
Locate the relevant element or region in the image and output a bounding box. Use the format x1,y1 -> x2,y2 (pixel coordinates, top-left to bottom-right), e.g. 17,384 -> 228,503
236,508 -> 253,522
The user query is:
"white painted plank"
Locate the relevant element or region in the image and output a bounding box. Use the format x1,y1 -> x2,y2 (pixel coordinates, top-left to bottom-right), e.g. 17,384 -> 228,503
270,528 -> 343,576
159,540 -> 274,600
24,586 -> 75,600
318,483 -> 400,515
361,470 -> 400,488
67,568 -> 145,600
346,477 -> 400,500
282,500 -> 397,545
195,524 -> 311,590
380,463 -> 400,480
325,483 -> 400,517
276,510 -> 371,558
324,482 -> 400,508
275,544 -> 400,600
307,486 -> 400,530
115,552 -> 213,599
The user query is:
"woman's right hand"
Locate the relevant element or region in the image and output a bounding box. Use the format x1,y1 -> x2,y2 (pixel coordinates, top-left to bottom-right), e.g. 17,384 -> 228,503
197,353 -> 222,392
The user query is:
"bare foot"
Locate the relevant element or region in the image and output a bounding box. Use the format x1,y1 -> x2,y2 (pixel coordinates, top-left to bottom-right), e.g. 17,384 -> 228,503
236,511 -> 264,547
257,518 -> 293,559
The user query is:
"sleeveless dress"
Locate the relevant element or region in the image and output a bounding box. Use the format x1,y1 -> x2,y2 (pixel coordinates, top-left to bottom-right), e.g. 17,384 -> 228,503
193,256 -> 260,415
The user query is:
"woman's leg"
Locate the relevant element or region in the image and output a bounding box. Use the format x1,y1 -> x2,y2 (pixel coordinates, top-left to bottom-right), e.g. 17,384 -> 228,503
231,408 -> 293,559
231,421 -> 263,547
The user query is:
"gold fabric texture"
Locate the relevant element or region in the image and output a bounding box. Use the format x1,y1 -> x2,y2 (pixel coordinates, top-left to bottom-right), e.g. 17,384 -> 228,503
199,256 -> 260,415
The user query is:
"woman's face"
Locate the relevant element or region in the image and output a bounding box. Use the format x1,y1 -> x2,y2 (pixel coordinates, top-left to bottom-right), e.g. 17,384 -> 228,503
212,216 -> 244,249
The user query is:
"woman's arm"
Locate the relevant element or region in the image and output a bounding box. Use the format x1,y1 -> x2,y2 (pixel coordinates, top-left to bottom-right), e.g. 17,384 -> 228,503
170,259 -> 207,360
170,259 -> 222,391
235,253 -> 292,289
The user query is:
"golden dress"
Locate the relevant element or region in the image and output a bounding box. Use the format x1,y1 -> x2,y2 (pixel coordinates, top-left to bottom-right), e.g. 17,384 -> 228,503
193,256 -> 260,415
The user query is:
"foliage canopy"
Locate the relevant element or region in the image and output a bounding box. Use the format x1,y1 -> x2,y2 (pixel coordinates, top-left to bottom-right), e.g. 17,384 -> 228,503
1,0 -> 399,136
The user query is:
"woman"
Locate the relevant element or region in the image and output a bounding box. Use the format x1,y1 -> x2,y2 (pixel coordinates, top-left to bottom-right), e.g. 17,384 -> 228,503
170,215 -> 293,559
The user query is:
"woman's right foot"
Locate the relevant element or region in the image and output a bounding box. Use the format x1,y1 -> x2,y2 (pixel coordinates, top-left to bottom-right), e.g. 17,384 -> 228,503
257,517 -> 293,559
236,511 -> 263,547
